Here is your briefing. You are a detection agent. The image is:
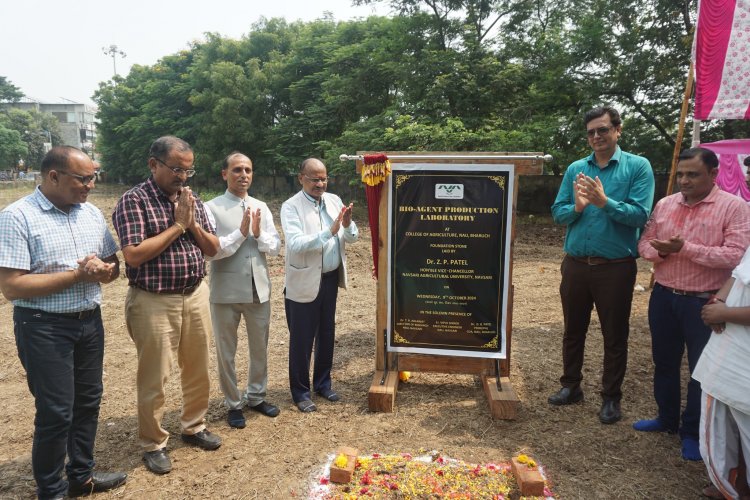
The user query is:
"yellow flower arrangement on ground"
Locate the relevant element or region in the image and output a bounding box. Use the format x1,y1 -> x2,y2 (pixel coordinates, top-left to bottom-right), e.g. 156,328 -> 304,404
309,451 -> 554,499
334,454 -> 349,469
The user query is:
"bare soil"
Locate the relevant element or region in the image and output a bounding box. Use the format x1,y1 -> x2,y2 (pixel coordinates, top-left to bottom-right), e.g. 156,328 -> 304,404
0,188 -> 709,499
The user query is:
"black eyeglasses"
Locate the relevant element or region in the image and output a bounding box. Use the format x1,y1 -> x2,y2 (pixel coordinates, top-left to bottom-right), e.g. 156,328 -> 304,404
154,157 -> 196,177
304,175 -> 328,184
58,171 -> 96,185
586,126 -> 614,138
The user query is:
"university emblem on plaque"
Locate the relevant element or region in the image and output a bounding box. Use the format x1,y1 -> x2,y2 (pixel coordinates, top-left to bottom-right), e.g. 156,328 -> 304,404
435,183 -> 464,199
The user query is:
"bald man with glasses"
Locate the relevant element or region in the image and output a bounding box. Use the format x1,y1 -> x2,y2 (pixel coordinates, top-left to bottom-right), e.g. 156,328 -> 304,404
113,136 -> 222,475
281,158 -> 358,413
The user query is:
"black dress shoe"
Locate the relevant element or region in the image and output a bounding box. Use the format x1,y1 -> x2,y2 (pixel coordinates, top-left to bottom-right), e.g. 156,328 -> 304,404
68,471 -> 128,496
227,408 -> 246,428
249,401 -> 280,417
143,449 -> 172,474
599,399 -> 622,424
181,429 -> 222,450
548,387 -> 584,406
297,399 -> 317,412
317,389 -> 341,402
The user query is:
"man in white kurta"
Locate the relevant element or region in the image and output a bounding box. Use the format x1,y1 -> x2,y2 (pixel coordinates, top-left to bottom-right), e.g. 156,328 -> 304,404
206,153 -> 281,429
281,158 -> 357,413
696,246 -> 750,499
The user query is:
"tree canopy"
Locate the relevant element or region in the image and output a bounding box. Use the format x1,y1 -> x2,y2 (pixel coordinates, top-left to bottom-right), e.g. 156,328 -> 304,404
0,76 -> 23,103
0,77 -> 64,170
93,3 -> 750,186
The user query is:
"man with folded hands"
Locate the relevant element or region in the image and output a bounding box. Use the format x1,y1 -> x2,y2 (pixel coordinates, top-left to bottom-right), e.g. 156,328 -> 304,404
113,136 -> 222,474
0,146 -> 126,499
634,147 -> 750,461
205,152 -> 282,428
549,106 -> 655,425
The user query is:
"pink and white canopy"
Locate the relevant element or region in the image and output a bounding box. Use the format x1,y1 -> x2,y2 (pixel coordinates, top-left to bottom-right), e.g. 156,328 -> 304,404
702,139 -> 750,201
693,0 -> 750,120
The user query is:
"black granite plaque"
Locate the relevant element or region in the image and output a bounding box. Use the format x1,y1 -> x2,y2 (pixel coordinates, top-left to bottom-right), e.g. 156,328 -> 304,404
389,166 -> 511,357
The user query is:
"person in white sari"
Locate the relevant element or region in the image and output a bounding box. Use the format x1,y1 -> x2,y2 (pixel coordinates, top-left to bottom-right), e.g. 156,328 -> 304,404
697,247 -> 750,499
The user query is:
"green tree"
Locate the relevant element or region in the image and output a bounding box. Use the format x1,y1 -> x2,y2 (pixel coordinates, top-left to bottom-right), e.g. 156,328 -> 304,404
0,76 -> 23,102
0,108 -> 62,169
94,50 -> 198,183
0,125 -> 27,169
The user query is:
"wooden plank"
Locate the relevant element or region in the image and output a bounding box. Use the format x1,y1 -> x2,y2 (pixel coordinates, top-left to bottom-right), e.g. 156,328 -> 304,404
510,457 -> 546,496
397,354 -> 495,375
368,370 -> 399,413
375,181 -> 389,371
482,375 -> 519,420
354,151 -> 545,175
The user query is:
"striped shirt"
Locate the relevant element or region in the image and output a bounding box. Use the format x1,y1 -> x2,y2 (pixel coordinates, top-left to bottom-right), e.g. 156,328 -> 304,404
638,186 -> 750,291
0,186 -> 118,313
112,176 -> 215,293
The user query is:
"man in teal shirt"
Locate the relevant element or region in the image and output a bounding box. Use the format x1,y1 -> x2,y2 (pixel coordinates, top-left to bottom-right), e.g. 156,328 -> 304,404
549,106 -> 654,424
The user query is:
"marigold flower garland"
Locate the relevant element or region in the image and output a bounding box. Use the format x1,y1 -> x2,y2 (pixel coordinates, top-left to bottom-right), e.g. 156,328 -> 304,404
310,451 -> 554,499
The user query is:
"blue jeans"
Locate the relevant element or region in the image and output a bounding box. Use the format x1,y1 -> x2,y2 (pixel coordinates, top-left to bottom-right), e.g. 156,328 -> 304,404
14,307 -> 104,499
648,284 -> 712,440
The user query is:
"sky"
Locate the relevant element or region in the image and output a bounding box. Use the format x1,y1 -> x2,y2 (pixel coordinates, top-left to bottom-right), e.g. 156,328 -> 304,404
0,0 -> 389,105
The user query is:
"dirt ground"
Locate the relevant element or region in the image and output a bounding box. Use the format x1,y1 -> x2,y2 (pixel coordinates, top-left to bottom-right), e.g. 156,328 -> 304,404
0,186 -> 710,499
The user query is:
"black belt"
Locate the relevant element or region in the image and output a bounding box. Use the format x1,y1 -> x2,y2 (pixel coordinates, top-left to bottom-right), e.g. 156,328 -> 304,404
17,305 -> 100,320
322,269 -> 339,279
569,255 -> 635,266
133,281 -> 201,295
655,283 -> 718,299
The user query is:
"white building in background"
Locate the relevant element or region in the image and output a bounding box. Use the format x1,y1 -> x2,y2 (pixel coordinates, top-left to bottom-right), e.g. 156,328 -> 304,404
2,97 -> 97,157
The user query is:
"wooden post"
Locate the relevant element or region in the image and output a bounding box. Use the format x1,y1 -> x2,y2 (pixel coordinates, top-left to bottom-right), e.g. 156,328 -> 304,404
650,62 -> 694,289
666,62 -> 695,197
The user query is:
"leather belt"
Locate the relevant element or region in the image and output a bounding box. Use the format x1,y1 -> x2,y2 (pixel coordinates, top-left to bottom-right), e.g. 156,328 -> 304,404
134,281 -> 201,295
17,305 -> 100,320
655,283 -> 718,299
569,255 -> 635,266
322,269 -> 339,279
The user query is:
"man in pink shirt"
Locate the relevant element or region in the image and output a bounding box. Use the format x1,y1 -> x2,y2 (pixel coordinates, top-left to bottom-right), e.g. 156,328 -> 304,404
635,147 -> 750,460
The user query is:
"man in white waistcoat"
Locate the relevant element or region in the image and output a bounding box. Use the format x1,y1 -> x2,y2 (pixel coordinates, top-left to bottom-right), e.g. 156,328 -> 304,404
281,158 -> 358,413
206,152 -> 281,428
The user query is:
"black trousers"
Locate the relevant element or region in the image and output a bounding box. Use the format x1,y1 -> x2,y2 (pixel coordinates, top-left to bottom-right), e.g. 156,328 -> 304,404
14,306 -> 104,500
559,255 -> 637,401
286,272 -> 339,403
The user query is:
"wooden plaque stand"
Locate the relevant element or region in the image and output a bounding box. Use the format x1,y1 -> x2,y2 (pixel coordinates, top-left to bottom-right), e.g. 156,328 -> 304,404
355,151 -> 544,419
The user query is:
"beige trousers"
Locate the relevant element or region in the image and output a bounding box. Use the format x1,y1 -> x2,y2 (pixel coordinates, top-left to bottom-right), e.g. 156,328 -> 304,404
125,282 -> 212,452
210,300 -> 271,410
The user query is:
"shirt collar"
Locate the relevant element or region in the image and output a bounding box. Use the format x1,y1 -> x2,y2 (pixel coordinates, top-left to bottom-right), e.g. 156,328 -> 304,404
302,190 -> 323,207
33,185 -> 82,213
145,176 -> 174,202
680,184 -> 720,206
224,190 -> 248,203
586,146 -> 622,169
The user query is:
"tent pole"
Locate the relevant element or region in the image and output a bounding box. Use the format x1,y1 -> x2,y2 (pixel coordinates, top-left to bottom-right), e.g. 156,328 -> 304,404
666,62 -> 695,197
650,62 -> 694,290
